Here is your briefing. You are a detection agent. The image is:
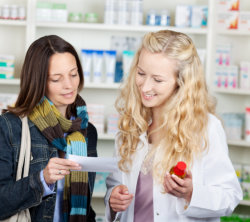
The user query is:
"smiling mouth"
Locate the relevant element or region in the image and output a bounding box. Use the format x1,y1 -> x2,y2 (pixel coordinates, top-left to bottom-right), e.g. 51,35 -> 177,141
62,92 -> 74,97
143,93 -> 156,99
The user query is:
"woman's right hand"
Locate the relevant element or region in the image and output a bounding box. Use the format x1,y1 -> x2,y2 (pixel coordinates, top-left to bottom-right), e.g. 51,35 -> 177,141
43,157 -> 81,184
109,185 -> 133,212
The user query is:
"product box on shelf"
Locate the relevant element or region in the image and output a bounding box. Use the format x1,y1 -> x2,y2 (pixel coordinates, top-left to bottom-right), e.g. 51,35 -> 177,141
36,2 -> 67,22
217,0 -> 240,11
242,182 -> 250,200
215,43 -> 232,66
107,113 -> 119,135
0,54 -> 15,79
175,5 -> 192,28
233,163 -> 243,183
217,11 -> 239,30
93,172 -> 109,194
221,113 -> 244,140
0,93 -> 18,112
240,61 -> 250,89
246,107 -> 250,142
239,11 -> 250,31
243,165 -> 250,182
87,104 -> 105,134
191,6 -> 208,28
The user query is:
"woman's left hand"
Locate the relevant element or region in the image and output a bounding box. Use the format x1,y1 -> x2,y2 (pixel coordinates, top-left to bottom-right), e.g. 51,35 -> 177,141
163,171 -> 193,203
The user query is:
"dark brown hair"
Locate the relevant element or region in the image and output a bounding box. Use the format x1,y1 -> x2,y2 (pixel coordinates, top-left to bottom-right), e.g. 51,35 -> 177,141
6,35 -> 84,117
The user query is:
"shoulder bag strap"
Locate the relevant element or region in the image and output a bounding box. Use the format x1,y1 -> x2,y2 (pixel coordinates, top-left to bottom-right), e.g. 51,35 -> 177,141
16,116 -> 31,180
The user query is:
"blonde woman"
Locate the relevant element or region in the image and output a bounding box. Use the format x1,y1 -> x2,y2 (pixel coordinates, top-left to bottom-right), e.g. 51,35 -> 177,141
104,30 -> 242,222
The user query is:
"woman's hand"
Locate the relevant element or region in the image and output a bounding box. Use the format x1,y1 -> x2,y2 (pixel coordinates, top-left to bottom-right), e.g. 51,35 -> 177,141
109,185 -> 133,212
43,157 -> 81,184
163,171 -> 193,203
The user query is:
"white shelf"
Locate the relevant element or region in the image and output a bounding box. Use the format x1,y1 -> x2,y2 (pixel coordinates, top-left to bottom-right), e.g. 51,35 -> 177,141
0,20 -> 26,26
217,29 -> 250,36
240,200 -> 250,206
92,192 -> 105,198
85,82 -> 121,89
228,140 -> 250,148
213,88 -> 250,96
98,134 -> 115,140
0,79 -> 121,89
36,22 -> 208,34
0,79 -> 20,85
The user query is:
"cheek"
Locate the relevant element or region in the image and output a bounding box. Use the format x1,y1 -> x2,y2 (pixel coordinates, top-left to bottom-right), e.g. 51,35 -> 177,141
47,83 -> 60,98
135,76 -> 143,87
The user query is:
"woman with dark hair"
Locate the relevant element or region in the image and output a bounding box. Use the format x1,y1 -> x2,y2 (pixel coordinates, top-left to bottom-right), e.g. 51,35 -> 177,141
0,35 -> 97,222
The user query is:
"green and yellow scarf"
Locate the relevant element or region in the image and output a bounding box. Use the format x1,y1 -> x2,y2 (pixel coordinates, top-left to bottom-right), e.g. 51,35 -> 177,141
29,95 -> 89,222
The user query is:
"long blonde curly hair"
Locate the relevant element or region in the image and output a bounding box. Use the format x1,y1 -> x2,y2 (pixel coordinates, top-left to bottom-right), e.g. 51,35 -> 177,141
115,30 -> 216,183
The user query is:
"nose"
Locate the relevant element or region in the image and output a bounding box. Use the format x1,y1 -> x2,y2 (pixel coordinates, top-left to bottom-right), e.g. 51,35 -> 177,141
63,76 -> 73,89
141,77 -> 153,92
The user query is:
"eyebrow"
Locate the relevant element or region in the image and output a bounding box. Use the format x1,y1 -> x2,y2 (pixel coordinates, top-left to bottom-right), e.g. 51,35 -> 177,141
137,66 -> 166,78
50,67 -> 78,76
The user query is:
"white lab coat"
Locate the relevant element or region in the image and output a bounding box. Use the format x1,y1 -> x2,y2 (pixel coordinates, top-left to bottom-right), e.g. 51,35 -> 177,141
104,114 -> 243,222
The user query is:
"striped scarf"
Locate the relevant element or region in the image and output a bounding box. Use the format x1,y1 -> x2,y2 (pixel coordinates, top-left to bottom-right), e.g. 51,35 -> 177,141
29,95 -> 88,222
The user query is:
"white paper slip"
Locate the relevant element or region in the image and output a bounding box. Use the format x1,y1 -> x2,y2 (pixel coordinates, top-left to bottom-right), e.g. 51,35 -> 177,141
68,154 -> 119,172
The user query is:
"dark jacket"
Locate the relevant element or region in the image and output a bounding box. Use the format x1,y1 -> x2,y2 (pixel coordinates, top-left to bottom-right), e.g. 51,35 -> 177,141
0,112 -> 97,221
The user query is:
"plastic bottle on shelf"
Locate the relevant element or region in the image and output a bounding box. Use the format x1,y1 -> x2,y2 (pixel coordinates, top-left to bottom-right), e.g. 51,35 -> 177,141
146,9 -> 156,26
2,5 -> 10,19
104,0 -> 117,24
169,161 -> 187,179
10,5 -> 18,20
245,107 -> 250,142
18,6 -> 26,20
130,0 -> 143,26
160,10 -> 170,26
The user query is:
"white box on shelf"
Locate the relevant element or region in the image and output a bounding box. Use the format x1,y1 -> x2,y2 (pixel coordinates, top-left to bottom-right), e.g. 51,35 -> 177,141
217,11 -> 239,30
175,5 -> 191,28
214,66 -> 223,88
239,11 -> 250,31
191,6 -> 208,28
0,93 -> 18,112
242,182 -> 250,201
217,0 -> 240,11
215,43 -> 232,66
239,61 -> 250,89
228,65 -> 238,89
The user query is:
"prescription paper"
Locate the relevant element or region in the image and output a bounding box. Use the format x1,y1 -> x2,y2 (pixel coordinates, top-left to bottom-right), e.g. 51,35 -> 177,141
68,154 -> 119,172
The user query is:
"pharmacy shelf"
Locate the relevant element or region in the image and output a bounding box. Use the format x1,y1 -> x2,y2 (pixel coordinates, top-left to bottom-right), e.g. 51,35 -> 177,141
0,79 -> 121,89
92,192 -> 106,198
228,140 -> 250,148
36,22 -> 208,34
0,20 -> 26,26
217,29 -> 250,36
213,88 -> 250,96
0,79 -> 20,85
98,134 -> 115,140
240,200 -> 250,206
85,82 -> 121,89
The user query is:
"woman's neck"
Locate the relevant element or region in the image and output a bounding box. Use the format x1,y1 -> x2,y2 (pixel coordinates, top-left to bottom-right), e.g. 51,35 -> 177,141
56,105 -> 67,117
148,109 -> 162,144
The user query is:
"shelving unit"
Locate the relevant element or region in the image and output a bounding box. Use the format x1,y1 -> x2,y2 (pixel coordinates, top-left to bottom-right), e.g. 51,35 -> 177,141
228,140 -> 250,148
213,88 -> 250,96
36,21 -> 208,34
211,0 -> 250,216
0,20 -> 27,26
1,0 -> 249,218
